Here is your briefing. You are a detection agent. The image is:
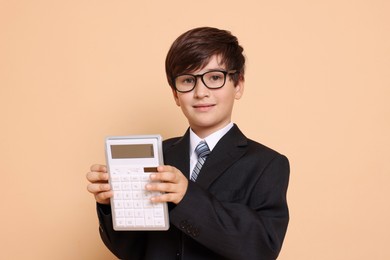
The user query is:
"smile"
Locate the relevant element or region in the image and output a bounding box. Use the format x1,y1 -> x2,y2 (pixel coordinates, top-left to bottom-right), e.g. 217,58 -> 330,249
193,104 -> 215,111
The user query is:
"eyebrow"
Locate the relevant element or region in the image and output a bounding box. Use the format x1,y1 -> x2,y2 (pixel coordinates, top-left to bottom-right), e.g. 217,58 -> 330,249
182,68 -> 227,75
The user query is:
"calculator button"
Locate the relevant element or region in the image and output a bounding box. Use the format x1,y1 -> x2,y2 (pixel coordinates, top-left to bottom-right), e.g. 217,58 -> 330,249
115,209 -> 125,218
123,191 -> 132,199
114,200 -> 124,209
133,191 -> 142,200
116,218 -> 125,226
131,182 -> 141,190
154,218 -> 164,226
125,218 -> 135,226
141,174 -> 150,181
136,218 -> 145,226
135,209 -> 144,218
124,200 -> 134,208
154,209 -> 163,217
121,176 -> 130,182
113,191 -> 123,199
111,182 -> 121,191
125,209 -> 134,218
130,174 -> 140,181
134,201 -> 142,208
111,176 -> 121,182
122,183 -> 131,190
143,200 -> 153,208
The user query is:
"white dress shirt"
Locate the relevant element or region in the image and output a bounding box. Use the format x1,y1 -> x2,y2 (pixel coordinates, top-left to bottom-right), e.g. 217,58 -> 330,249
189,122 -> 234,179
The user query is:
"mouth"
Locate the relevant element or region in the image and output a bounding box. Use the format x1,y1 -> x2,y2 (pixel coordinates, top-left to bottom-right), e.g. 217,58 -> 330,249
193,103 -> 215,111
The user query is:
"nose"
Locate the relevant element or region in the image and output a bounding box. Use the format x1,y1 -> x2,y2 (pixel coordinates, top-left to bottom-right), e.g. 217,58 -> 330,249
193,77 -> 210,98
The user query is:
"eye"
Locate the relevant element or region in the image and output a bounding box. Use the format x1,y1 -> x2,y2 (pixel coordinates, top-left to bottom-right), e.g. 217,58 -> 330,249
206,72 -> 224,82
210,75 -> 222,81
183,77 -> 195,84
176,75 -> 195,86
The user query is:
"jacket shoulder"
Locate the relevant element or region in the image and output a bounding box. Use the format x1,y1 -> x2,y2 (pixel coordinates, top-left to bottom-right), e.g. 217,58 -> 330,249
163,137 -> 182,148
162,136 -> 182,152
243,138 -> 289,168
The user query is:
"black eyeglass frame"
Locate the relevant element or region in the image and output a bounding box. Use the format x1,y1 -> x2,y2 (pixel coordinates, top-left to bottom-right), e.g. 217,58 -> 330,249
173,70 -> 238,93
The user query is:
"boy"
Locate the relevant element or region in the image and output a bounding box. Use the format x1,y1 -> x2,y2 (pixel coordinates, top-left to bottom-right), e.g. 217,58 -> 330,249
86,27 -> 289,259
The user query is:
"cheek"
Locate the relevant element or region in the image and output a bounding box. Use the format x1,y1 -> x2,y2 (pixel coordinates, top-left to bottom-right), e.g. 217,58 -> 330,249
175,94 -> 191,108
218,90 -> 237,103
218,93 -> 237,111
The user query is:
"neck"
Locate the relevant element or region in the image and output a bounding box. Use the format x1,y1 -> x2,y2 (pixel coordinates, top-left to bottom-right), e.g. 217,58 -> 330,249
190,122 -> 232,139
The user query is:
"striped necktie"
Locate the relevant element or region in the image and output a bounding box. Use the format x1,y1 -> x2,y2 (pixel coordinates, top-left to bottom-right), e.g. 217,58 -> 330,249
191,140 -> 210,181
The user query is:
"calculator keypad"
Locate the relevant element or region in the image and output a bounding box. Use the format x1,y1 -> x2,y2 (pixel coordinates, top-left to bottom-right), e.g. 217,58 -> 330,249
110,166 -> 167,230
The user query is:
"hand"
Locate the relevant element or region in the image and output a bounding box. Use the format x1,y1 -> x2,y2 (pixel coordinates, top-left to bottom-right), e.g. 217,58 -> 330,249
86,164 -> 113,205
145,165 -> 188,205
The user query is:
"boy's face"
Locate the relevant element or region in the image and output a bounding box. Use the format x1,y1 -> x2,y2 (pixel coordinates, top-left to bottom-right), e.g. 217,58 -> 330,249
172,55 -> 244,138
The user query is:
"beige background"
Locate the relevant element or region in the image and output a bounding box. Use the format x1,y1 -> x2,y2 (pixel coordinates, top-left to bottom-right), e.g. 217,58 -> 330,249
1,0 -> 389,259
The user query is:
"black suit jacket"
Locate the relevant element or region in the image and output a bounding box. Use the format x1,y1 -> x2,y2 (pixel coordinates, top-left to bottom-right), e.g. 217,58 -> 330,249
97,125 -> 290,260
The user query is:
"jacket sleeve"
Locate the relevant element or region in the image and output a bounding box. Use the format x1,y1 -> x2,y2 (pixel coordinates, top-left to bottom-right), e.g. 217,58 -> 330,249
96,204 -> 147,259
169,154 -> 290,260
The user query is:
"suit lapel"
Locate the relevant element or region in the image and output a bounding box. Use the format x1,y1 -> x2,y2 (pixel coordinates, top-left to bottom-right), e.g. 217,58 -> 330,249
196,125 -> 248,190
164,130 -> 191,178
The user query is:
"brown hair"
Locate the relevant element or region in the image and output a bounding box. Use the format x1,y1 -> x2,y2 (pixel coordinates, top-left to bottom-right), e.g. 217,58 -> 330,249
165,27 -> 245,88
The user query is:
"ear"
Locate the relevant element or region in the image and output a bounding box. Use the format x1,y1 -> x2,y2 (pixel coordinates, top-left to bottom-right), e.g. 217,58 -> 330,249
171,88 -> 181,106
234,79 -> 245,100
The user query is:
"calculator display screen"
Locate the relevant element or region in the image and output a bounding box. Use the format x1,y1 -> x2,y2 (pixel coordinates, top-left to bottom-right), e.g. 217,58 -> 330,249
111,144 -> 154,159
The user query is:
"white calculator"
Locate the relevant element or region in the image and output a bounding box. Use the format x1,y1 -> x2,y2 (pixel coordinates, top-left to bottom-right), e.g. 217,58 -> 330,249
105,135 -> 169,231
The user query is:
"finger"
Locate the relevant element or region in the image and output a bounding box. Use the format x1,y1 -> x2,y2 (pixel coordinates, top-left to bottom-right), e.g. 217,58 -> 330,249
95,190 -> 113,204
150,171 -> 177,183
87,183 -> 111,194
150,193 -> 180,204
157,165 -> 175,173
90,164 -> 107,172
86,171 -> 109,183
145,182 -> 175,193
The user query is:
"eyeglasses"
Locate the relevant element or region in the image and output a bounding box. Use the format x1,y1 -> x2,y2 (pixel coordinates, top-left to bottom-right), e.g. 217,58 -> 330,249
173,70 -> 237,93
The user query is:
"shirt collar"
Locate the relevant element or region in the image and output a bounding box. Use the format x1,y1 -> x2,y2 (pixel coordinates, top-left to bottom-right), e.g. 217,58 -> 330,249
189,122 -> 234,155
